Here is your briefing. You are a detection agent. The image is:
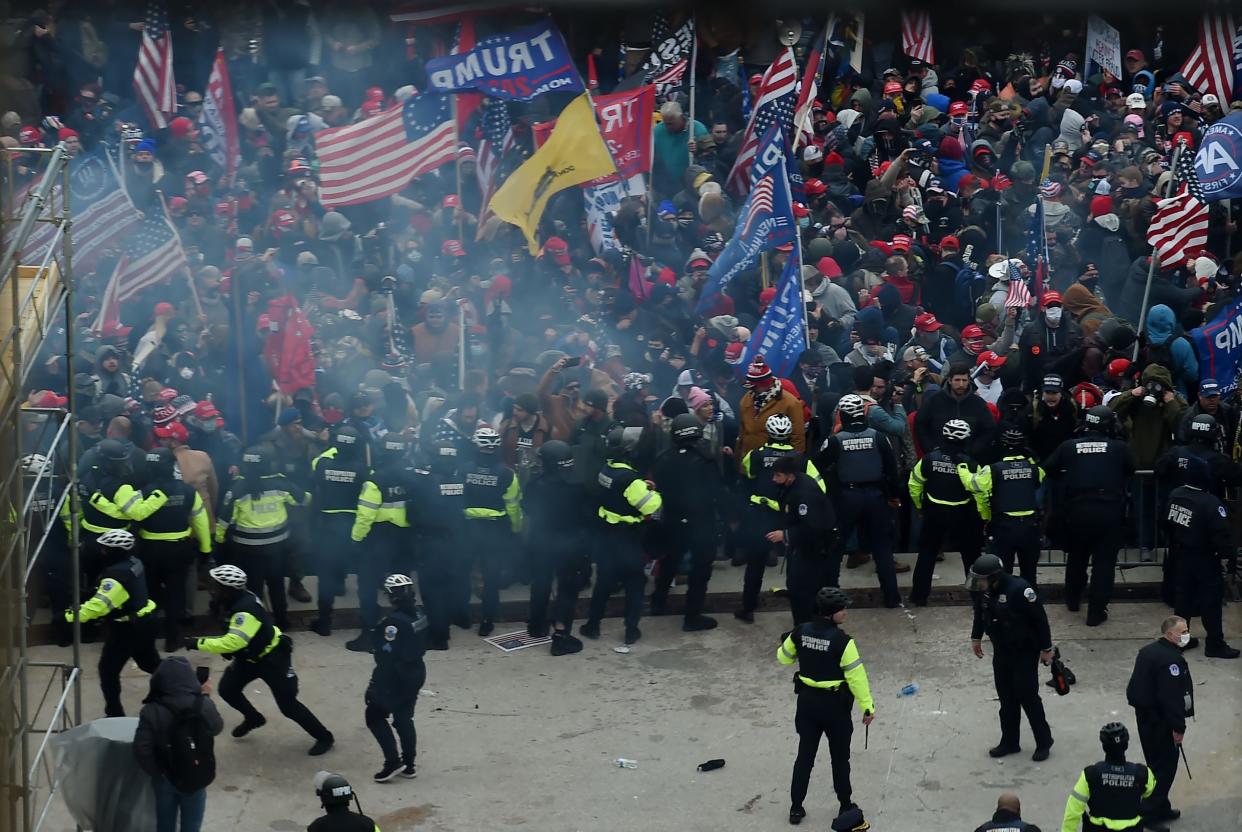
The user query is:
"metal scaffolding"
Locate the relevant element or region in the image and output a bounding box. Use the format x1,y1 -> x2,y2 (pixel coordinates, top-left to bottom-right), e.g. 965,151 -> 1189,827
1,143 -> 82,832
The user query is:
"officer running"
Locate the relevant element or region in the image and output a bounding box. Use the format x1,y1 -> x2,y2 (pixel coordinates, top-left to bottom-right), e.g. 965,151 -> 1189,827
584,426 -> 662,645
736,414 -> 825,622
350,436 -> 416,652
366,575 -> 427,783
65,529 -> 161,717
985,425 -> 1045,586
463,426 -> 523,637
908,419 -> 989,606
777,587 -> 874,828
309,426 -> 370,636
1060,723 -> 1162,832
184,564 -> 334,756
308,772 -> 380,832
650,413 -> 723,631
1125,616 -> 1194,825
968,554 -> 1054,761
817,394 -> 902,608
409,442 -> 465,649
524,440 -> 590,655
1044,406 -> 1136,626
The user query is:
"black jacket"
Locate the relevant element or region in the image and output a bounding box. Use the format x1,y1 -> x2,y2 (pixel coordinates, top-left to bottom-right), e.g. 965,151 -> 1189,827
915,389 -> 997,461
1126,638 -> 1193,732
778,472 -> 834,552
133,657 -> 224,780
970,573 -> 1052,651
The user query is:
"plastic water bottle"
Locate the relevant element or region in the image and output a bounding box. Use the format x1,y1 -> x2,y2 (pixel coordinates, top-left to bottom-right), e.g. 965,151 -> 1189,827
897,683 -> 919,698
615,758 -> 638,769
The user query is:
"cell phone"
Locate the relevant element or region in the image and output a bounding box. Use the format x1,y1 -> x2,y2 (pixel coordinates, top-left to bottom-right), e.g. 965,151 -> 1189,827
196,666 -> 210,685
563,356 -> 582,368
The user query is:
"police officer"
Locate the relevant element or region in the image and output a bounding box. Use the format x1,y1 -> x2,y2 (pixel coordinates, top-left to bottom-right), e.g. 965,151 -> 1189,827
908,420 -> 990,606
1044,406 -> 1136,626
463,426 -> 523,637
308,772 -> 380,832
409,443 -> 465,650
1126,616 -> 1194,824
64,437 -> 143,575
736,414 -> 825,622
777,587 -> 874,828
349,436 -> 416,652
968,553 -> 1054,760
184,564 -> 334,756
130,447 -> 212,651
525,440 -> 590,654
650,413 -> 723,631
309,426 -> 370,636
1060,724 -> 1161,832
1164,458 -> 1240,658
583,426 -> 662,645
217,446 -> 305,630
986,425 -> 1045,586
771,455 -> 836,625
973,793 -> 1042,832
65,529 -> 161,717
818,394 -> 902,608
366,574 -> 427,783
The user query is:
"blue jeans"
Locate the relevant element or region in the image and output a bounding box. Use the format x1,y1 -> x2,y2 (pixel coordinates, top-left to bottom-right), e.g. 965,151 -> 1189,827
153,776 -> 206,832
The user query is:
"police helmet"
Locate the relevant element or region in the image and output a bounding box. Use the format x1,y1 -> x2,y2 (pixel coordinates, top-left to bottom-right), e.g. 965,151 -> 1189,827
670,413 -> 704,444
623,371 -> 650,392
98,438 -> 130,464
144,446 -> 176,478
240,446 -> 267,471
428,441 -> 459,472
383,573 -> 416,600
314,772 -> 354,809
332,424 -> 362,453
1100,722 -> 1129,753
21,453 -> 50,476
831,806 -> 868,832
815,586 -> 852,616
537,439 -> 574,471
838,394 -> 867,428
379,435 -> 410,459
208,564 -> 248,589
97,529 -> 135,551
473,426 -> 501,451
1000,423 -> 1027,449
605,426 -> 642,457
942,419 -> 971,443
1083,405 -> 1116,433
967,553 -> 1004,591
1188,414 -> 1219,445
765,414 -> 794,440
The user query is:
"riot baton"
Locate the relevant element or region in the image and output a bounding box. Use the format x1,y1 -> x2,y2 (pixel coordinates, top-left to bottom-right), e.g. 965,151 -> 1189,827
1178,744 -> 1192,780
864,721 -> 869,750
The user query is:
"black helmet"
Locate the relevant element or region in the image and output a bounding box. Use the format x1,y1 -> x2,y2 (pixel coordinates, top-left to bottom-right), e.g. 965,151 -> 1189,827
670,413 -> 703,444
967,553 -> 1004,591
815,586 -> 851,616
332,424 -> 362,456
98,438 -> 130,464
428,441 -> 458,474
538,439 -> 573,471
605,426 -> 641,457
315,772 -> 354,808
1000,423 -> 1027,449
240,445 -> 266,472
144,446 -> 176,478
1083,405 -> 1116,433
379,435 -> 410,460
1100,722 -> 1129,753
1188,414 -> 1219,445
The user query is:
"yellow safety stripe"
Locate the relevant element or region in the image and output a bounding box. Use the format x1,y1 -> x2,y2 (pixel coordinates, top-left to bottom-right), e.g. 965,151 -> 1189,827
138,529 -> 191,540
357,499 -> 381,509
927,496 -> 969,506
841,639 -> 874,712
465,507 -> 506,518
599,507 -> 643,524
749,494 -> 781,510
798,676 -> 844,690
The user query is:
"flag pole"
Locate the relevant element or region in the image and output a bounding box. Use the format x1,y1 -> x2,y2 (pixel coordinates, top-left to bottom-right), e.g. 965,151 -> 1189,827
155,189 -> 204,318
457,298 -> 467,390
1135,141 -> 1186,358
687,16 -> 698,166
452,95 -> 465,242
793,15 -> 834,154
231,260 -> 249,444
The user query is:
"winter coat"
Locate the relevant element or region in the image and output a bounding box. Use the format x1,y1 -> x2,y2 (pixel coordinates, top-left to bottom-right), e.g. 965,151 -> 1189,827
1108,363 -> 1186,465
1021,395 -> 1080,462
1144,304 -> 1198,396
913,388 -> 997,461
133,657 -> 224,782
1061,283 -> 1111,340
737,385 -> 806,461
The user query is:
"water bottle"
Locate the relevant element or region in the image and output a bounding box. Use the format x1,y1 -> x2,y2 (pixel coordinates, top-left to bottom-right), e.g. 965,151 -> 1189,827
897,683 -> 919,698
615,758 -> 638,769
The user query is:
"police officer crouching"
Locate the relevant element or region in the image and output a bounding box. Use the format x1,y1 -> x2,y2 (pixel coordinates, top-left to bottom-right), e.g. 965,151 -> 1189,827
777,587 -> 874,829
1061,723 -> 1163,832
366,575 -> 427,783
968,554 -> 1054,761
308,771 -> 380,832
65,529 -> 161,717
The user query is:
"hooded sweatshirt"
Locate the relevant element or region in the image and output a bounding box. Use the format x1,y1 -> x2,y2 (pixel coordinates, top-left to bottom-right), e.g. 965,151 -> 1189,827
133,656 -> 224,780
1061,282 -> 1111,338
1108,362 -> 1186,465
1058,109 -> 1086,151
1144,303 -> 1198,395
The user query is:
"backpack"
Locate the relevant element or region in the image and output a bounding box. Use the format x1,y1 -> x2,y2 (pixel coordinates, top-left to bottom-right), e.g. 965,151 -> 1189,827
163,697 -> 216,793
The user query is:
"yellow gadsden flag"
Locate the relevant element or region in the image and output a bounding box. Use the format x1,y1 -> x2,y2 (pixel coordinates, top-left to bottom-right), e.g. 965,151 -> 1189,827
489,93 -> 616,253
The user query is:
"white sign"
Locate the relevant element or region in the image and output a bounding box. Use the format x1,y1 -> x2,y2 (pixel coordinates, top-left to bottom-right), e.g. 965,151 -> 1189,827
1086,15 -> 1122,80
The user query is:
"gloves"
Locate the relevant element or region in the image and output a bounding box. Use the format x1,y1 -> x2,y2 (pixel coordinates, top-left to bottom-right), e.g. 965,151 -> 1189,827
182,636 -> 199,651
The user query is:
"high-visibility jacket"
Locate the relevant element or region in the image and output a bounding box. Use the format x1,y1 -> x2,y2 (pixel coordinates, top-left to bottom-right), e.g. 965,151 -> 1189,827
464,461 -> 523,532
777,619 -> 874,711
130,479 -> 212,553
192,591 -> 281,661
66,556 -> 156,623
352,464 -> 413,542
908,448 -> 990,517
60,474 -> 142,535
215,476 -> 304,546
597,460 -> 662,525
742,442 -> 824,511
1061,761 -> 1154,832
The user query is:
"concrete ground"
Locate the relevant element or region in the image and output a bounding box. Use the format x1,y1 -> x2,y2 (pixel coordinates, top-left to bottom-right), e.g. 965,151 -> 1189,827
29,597 -> 1242,832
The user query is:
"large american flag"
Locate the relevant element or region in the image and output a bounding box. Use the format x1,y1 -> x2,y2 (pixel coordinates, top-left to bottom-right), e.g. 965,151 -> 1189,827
900,11 -> 935,65
739,176 -> 775,239
94,213 -> 189,333
315,94 -> 456,207
726,48 -> 798,196
476,100 -> 515,235
133,1 -> 176,130
1180,14 -> 1237,103
1147,143 -> 1209,269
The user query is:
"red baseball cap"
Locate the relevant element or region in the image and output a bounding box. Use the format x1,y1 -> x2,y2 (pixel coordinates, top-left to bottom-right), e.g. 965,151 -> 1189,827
816,257 -> 842,278
542,236 -> 571,265
154,302 -> 176,317
890,234 -> 912,253
194,400 -> 220,420
976,350 -> 1007,369
168,116 -> 196,139
775,242 -> 794,252
157,387 -> 179,402
443,194 -> 460,208
154,421 -> 189,443
31,390 -> 68,408
19,125 -> 41,145
948,101 -> 969,117
914,312 -> 942,332
441,239 -> 466,257
939,235 -> 961,251
1042,291 -> 1063,307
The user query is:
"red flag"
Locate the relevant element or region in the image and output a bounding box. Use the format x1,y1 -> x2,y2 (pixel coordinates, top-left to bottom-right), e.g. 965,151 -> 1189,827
202,48 -> 239,186
262,295 -> 318,394
587,52 -> 599,91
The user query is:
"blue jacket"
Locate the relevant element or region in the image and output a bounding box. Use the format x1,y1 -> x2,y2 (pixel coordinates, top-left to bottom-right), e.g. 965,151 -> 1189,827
1146,304 -> 1198,395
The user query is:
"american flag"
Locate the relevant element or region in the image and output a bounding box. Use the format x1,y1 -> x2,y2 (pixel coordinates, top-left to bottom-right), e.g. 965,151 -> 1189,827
315,94 -> 456,207
793,19 -> 833,147
726,48 -> 798,196
476,101 -> 515,235
1004,262 -> 1032,309
653,58 -> 689,87
133,1 -> 176,130
1148,142 -> 1210,269
900,11 -> 935,65
94,213 -> 189,333
1180,14 -> 1236,103
739,176 -> 775,239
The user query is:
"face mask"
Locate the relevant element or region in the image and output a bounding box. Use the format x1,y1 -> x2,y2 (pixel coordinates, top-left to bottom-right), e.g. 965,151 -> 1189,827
1177,632 -> 1191,648
1051,76 -> 1066,90
1045,307 -> 1063,325
179,367 -> 194,380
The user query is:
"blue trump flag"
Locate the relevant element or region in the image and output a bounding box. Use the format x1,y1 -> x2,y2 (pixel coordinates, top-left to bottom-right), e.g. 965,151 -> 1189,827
1195,112 -> 1242,202
425,21 -> 584,101
695,125 -> 796,314
737,254 -> 807,380
1189,292 -> 1242,394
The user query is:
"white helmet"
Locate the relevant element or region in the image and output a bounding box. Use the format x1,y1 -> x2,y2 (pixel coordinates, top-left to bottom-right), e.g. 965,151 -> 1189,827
383,573 -> 414,592
942,419 -> 972,442
473,427 -> 501,451
96,529 -> 135,550
21,453 -> 50,475
838,394 -> 867,422
765,414 -> 793,440
208,564 -> 248,589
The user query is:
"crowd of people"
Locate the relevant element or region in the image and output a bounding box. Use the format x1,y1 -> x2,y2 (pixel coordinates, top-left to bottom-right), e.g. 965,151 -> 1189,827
5,5 -> 1242,832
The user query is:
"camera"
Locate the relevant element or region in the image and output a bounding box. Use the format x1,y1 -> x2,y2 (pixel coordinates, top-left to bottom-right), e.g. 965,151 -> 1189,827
1142,380 -> 1166,408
